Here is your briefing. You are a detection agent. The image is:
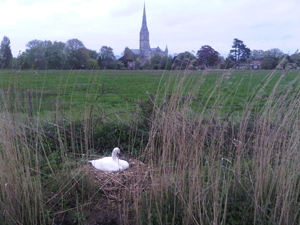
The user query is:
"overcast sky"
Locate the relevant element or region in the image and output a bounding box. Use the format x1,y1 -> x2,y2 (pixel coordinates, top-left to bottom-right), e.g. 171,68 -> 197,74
0,0 -> 299,58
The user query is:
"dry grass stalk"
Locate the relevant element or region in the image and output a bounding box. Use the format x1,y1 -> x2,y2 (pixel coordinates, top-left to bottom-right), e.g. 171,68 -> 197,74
134,69 -> 300,224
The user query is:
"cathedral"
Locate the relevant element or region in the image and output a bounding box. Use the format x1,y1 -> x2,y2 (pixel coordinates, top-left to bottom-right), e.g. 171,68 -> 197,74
131,4 -> 168,62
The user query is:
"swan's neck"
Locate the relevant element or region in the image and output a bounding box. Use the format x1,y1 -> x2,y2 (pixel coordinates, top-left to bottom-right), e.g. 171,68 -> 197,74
112,153 -> 118,161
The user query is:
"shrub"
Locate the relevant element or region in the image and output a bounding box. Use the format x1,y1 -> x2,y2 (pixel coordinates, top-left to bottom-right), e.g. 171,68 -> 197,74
261,57 -> 278,69
86,58 -> 98,69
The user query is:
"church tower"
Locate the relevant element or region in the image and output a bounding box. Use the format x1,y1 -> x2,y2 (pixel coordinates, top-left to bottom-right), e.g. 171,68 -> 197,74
139,3 -> 151,60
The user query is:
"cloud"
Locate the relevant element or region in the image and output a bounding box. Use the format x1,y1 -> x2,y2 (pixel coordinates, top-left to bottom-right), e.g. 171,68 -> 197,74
0,0 -> 120,26
11,0 -> 48,6
0,0 -> 299,57
109,1 -> 140,17
0,0 -> 70,26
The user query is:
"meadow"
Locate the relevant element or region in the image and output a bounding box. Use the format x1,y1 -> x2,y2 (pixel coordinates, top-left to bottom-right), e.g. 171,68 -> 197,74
0,69 -> 296,116
0,68 -> 300,224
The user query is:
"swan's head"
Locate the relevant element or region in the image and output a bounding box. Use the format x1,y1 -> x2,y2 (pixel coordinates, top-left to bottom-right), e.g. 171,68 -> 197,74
112,147 -> 120,159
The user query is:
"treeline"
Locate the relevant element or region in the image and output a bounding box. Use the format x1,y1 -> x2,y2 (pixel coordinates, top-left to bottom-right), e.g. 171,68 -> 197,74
1,36 -> 300,70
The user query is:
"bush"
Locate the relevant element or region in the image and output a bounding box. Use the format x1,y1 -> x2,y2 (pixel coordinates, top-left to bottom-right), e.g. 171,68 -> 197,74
86,58 -> 98,69
261,57 -> 278,69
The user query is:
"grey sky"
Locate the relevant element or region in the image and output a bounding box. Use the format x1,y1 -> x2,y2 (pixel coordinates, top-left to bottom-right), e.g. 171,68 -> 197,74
0,0 -> 299,57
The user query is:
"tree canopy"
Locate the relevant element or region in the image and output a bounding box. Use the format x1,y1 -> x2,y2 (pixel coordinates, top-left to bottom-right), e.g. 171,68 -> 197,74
260,58 -> 278,69
4,34 -> 298,71
150,55 -> 172,70
250,50 -> 265,60
119,47 -> 137,67
196,45 -> 220,68
99,46 -> 115,61
18,38 -> 95,69
263,48 -> 284,59
172,51 -> 196,70
64,39 -> 90,69
229,38 -> 251,64
65,39 -> 85,52
0,36 -> 13,69
98,46 -> 116,69
45,41 -> 66,69
24,39 -> 47,69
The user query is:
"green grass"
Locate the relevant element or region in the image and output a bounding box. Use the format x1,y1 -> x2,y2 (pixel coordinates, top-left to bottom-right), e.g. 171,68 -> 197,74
0,69 -> 298,119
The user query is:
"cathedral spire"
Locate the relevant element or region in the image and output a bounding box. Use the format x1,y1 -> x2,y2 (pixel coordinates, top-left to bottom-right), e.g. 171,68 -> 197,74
137,3 -> 168,62
140,2 -> 150,59
141,2 -> 148,32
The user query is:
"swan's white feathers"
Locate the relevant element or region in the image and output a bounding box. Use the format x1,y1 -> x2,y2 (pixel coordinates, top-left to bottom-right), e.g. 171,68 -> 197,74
89,147 -> 129,172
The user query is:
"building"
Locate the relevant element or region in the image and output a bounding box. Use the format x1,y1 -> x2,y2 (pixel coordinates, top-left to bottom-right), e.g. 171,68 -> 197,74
131,4 -> 168,62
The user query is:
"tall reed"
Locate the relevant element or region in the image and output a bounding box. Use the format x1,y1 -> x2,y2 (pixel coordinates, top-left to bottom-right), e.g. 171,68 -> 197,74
136,68 -> 300,224
0,97 -> 46,224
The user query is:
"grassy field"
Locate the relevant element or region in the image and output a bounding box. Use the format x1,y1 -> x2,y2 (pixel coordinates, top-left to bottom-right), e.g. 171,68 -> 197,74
0,69 -> 299,118
0,68 -> 300,224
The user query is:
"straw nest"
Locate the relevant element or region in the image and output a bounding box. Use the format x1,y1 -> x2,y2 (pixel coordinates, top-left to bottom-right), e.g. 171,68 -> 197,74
84,158 -> 152,223
88,158 -> 151,195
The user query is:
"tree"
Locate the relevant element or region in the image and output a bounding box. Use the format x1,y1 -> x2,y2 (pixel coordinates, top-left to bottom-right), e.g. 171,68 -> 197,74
88,49 -> 98,60
229,38 -> 251,65
17,51 -> 31,69
25,39 -> 47,69
224,55 -> 235,69
71,47 -> 90,69
196,45 -> 220,68
264,48 -> 284,59
150,55 -> 161,69
172,51 -> 196,70
66,47 -> 86,69
98,46 -> 116,69
149,55 -> 172,70
250,50 -> 264,60
260,58 -> 278,69
119,47 -> 137,67
64,39 -> 89,69
0,36 -> 13,69
64,38 -> 85,52
165,56 -> 173,70
290,53 -> 300,67
20,40 -> 68,69
45,41 -> 66,69
26,39 -> 44,49
86,58 -> 98,69
159,56 -> 172,70
99,46 -> 115,61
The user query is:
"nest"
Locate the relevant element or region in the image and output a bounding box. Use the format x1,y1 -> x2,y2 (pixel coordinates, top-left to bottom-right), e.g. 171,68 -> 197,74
52,158 -> 151,224
83,158 -> 152,224
88,158 -> 151,194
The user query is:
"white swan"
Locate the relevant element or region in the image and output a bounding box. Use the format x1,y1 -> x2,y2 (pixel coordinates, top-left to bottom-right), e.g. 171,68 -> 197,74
89,147 -> 129,172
